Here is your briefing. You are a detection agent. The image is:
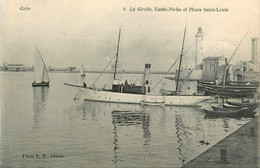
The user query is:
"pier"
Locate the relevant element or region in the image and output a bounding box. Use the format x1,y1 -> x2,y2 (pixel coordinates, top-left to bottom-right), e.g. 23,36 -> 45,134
182,116 -> 259,168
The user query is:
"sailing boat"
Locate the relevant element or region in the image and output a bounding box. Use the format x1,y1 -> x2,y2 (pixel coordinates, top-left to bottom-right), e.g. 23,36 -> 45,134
32,46 -> 50,87
81,64 -> 86,77
66,28 -> 211,106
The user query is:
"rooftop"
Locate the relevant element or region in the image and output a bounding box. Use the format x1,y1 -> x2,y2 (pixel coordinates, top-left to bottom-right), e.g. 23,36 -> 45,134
7,64 -> 24,66
203,56 -> 226,60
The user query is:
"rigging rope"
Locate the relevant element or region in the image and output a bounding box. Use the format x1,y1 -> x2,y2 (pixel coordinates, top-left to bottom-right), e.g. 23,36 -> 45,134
223,32 -> 248,85
227,32 -> 248,65
90,54 -> 117,87
150,43 -> 195,91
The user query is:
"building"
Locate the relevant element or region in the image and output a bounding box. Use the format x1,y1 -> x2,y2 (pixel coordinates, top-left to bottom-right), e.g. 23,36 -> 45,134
5,64 -> 26,71
164,69 -> 203,95
202,56 -> 228,82
49,67 -> 68,72
176,69 -> 203,95
229,38 -> 260,82
1,63 -> 8,70
68,67 -> 77,72
231,61 -> 257,81
195,26 -> 204,67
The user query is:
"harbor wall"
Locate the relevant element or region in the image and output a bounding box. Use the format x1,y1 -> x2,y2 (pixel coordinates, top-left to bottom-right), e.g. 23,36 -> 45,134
182,117 -> 259,168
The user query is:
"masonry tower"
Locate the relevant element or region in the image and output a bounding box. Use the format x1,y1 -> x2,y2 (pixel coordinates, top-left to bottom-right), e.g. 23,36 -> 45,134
251,38 -> 259,71
195,26 -> 204,67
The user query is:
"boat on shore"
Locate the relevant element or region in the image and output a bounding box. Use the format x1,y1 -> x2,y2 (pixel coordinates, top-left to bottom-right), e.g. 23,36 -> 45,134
32,46 -> 50,87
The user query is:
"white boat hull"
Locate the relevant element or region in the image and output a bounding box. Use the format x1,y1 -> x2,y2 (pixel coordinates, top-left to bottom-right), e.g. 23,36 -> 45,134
80,88 -> 212,106
140,101 -> 165,106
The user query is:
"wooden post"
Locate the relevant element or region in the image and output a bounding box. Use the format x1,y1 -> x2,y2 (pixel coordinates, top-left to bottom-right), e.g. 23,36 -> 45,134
220,148 -> 228,164
250,127 -> 255,137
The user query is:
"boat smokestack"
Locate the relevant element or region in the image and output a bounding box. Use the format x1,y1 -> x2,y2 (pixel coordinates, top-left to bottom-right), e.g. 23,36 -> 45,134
143,64 -> 151,94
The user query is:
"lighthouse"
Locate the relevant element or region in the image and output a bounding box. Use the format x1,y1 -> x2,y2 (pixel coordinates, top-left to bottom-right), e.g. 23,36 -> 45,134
195,26 -> 204,67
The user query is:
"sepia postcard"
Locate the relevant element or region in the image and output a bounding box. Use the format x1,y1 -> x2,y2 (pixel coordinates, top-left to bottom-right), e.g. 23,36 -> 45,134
0,0 -> 259,167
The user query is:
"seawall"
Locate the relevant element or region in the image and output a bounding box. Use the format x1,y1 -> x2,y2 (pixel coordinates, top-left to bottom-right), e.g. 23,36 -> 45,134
182,116 -> 259,168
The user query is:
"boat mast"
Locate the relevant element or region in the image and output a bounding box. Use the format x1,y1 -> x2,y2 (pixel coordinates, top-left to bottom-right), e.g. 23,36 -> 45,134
113,28 -> 121,80
36,46 -> 50,82
175,26 -> 187,93
222,32 -> 248,86
81,63 -> 85,75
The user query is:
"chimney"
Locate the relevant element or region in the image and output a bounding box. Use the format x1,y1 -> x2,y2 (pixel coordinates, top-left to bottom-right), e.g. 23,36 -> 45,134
251,38 -> 258,63
142,64 -> 151,94
251,38 -> 258,71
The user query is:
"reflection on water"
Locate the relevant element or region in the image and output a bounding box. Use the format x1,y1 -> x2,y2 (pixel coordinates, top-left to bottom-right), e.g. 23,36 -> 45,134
111,108 -> 151,167
32,87 -> 49,130
173,107 -> 201,166
112,110 -> 148,126
112,120 -> 120,167
76,101 -> 250,167
141,108 -> 152,153
175,111 -> 186,166
0,72 -> 252,168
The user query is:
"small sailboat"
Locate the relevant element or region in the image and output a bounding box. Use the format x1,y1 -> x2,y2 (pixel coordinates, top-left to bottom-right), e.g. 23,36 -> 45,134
81,64 -> 86,77
32,46 -> 50,87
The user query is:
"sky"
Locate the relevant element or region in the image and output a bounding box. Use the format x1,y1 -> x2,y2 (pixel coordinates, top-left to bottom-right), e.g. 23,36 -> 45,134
1,0 -> 259,71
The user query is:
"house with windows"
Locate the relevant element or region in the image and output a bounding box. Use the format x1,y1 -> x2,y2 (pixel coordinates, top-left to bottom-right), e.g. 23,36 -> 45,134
201,56 -> 228,82
230,61 -> 258,81
5,64 -> 26,71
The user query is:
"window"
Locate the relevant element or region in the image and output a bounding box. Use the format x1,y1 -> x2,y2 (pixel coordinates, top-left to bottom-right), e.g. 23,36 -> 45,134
237,74 -> 243,81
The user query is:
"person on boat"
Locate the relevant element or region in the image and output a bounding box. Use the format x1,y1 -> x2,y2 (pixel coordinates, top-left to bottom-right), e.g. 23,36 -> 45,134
215,80 -> 220,85
83,82 -> 87,87
102,84 -> 107,90
135,79 -> 139,86
125,80 -> 128,85
129,80 -> 134,86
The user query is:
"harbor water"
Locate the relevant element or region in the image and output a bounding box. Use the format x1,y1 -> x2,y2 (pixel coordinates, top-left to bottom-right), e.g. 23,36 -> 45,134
0,72 -> 251,168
